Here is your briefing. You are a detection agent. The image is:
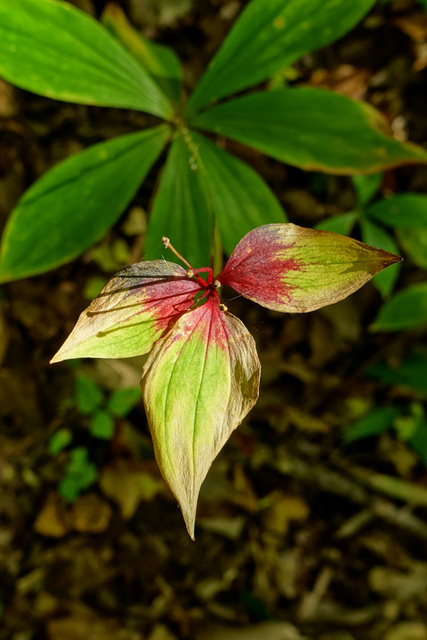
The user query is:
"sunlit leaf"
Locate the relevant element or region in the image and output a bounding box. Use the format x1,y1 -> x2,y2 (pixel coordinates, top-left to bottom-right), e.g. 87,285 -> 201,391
141,297 -> 260,539
216,223 -> 401,313
0,126 -> 171,283
0,0 -> 173,118
51,261 -> 199,361
191,88 -> 427,174
360,219 -> 400,297
102,3 -> 182,104
185,0 -> 376,116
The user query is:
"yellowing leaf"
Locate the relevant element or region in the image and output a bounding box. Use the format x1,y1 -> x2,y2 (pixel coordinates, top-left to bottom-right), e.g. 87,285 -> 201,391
140,298 -> 260,539
217,223 -> 401,313
51,261 -> 199,361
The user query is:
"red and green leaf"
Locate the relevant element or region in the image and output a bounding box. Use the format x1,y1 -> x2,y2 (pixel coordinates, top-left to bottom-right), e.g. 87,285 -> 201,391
51,261 -> 199,362
140,297 -> 261,539
217,223 -> 401,313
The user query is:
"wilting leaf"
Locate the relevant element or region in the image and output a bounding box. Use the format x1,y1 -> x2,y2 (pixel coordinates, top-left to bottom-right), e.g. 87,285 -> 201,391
141,297 -> 260,539
51,261 -> 199,361
191,88 -> 427,174
0,0 -> 173,118
102,2 -> 182,105
216,223 -> 401,313
185,0 -> 376,116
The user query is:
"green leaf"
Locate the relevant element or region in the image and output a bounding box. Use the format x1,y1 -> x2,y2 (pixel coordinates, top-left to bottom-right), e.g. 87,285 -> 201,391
141,298 -> 260,539
360,219 -> 401,297
51,261 -> 199,361
343,406 -> 401,444
353,173 -> 383,206
185,0 -> 376,116
58,447 -> 98,502
191,88 -> 427,174
108,387 -> 141,417
191,131 -> 287,255
48,428 -> 73,455
369,351 -> 427,394
367,194 -> 427,228
217,223 -> 401,313
371,282 -> 427,331
0,126 -> 170,282
90,410 -> 115,439
75,374 -> 104,414
0,0 -> 173,118
145,135 -> 212,268
315,211 -> 358,235
397,227 -> 427,270
102,3 -> 182,105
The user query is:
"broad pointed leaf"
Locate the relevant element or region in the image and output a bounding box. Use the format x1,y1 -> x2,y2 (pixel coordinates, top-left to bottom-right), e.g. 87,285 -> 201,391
315,211 -> 358,236
145,136 -> 212,268
367,194 -> 427,228
51,261 -> 199,361
102,3 -> 182,105
360,219 -> 400,297
185,0 -> 376,116
141,297 -> 261,538
216,223 -> 401,313
192,132 -> 287,255
371,283 -> 427,332
0,126 -> 170,283
0,0 -> 173,118
191,88 -> 427,174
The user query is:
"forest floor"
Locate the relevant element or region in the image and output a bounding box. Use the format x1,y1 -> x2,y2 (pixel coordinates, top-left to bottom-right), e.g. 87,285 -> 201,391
2,1 -> 427,639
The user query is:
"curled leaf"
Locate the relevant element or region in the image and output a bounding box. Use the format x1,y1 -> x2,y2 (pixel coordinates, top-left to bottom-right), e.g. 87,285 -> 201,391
217,223 -> 401,313
51,261 -> 199,361
140,297 -> 261,539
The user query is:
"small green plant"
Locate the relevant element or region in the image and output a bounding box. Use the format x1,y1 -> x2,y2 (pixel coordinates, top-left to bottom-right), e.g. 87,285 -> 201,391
0,0 -> 426,282
48,374 -> 141,500
344,350 -> 427,465
51,223 -> 399,537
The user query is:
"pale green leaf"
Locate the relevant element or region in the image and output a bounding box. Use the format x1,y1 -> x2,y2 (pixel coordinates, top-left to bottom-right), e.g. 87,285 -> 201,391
217,223 -> 401,313
102,3 -> 182,105
0,0 -> 173,118
186,0 -> 376,116
141,298 -> 260,538
50,261 -> 199,362
0,126 -> 170,283
191,88 -> 427,174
